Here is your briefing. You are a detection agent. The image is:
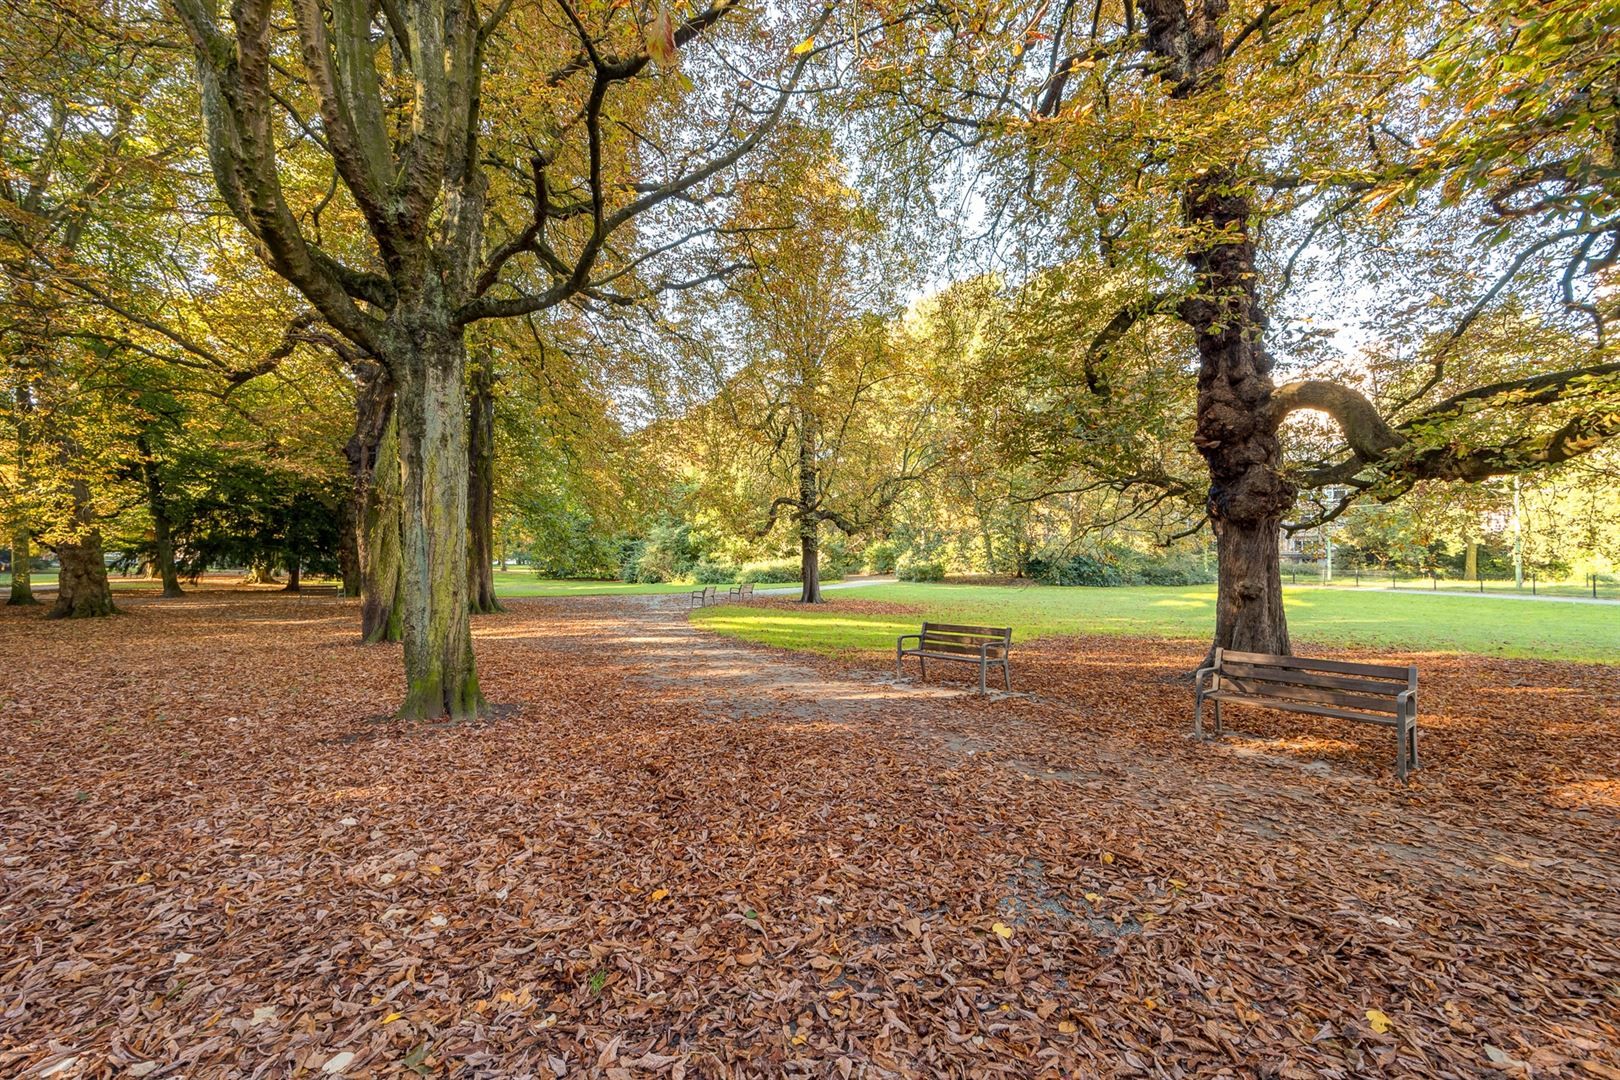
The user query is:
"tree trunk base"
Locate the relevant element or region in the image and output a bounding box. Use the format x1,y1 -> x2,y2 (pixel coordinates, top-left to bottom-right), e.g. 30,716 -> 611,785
397,671 -> 486,722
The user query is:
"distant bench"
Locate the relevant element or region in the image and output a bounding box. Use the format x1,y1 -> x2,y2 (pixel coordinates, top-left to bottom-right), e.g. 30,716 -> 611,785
689,583 -> 755,608
897,622 -> 1013,695
1194,648 -> 1419,781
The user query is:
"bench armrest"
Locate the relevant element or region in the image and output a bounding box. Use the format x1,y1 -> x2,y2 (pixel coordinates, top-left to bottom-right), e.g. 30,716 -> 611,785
1193,665 -> 1219,694
896,633 -> 921,647
1396,689 -> 1417,712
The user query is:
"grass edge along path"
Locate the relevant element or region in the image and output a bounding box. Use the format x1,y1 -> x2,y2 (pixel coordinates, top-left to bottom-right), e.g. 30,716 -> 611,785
690,582 -> 1620,665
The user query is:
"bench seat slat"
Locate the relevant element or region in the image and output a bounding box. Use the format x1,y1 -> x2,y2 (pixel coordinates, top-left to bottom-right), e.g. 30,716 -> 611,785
908,643 -> 1006,658
1219,662 -> 1405,696
1216,678 -> 1401,714
1203,692 -> 1400,727
1219,649 -> 1411,681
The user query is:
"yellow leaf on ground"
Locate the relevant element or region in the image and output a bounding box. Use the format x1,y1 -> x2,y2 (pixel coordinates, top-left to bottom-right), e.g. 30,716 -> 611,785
1057,1020 -> 1078,1034
1101,852 -> 1114,864
1366,1008 -> 1393,1033
381,1011 -> 404,1024
650,888 -> 669,902
991,922 -> 1014,939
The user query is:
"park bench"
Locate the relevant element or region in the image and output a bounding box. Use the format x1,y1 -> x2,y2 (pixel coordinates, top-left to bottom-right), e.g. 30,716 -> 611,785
726,582 -> 755,603
1193,648 -> 1419,781
689,585 -> 718,608
896,622 -> 1013,695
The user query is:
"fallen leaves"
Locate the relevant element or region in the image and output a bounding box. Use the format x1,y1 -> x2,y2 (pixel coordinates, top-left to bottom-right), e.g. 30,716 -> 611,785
0,589 -> 1616,1077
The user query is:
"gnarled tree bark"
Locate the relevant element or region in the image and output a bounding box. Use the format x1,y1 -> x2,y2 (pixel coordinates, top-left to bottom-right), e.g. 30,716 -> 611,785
49,479 -> 115,619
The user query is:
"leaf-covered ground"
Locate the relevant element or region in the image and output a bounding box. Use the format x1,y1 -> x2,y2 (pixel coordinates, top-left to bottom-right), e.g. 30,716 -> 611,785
2,590 -> 1617,1078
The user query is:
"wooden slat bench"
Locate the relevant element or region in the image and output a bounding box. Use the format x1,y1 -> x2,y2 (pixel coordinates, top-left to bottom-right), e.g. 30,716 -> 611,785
1194,648 -> 1420,781
726,582 -> 755,603
688,585 -> 717,608
896,622 -> 1013,695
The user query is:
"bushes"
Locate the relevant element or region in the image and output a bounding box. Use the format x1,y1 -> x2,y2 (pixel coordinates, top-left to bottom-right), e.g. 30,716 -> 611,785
1026,546 -> 1215,587
864,540 -> 899,575
897,556 -> 946,582
738,558 -> 803,584
690,560 -> 739,584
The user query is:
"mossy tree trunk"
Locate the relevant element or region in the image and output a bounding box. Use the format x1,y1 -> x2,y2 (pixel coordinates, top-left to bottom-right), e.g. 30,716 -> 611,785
467,357 -> 501,614
347,364 -> 398,628
7,530 -> 37,606
360,410 -> 403,643
389,310 -> 484,721
137,436 -> 184,598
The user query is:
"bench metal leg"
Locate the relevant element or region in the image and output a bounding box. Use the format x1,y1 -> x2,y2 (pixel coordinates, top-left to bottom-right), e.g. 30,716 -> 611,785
1213,699 -> 1223,737
1406,706 -> 1420,771
1194,692 -> 1205,739
1002,662 -> 1011,692
919,657 -> 926,684
895,645 -> 903,681
979,661 -> 987,695
1395,712 -> 1410,783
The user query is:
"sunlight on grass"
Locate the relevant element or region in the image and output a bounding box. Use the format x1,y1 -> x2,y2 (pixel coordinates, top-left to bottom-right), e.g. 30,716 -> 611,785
691,582 -> 1620,663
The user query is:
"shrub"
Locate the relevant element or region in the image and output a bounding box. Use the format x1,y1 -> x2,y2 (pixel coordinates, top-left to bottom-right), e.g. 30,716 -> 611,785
738,558 -> 803,584
897,557 -> 946,582
1026,546 -> 1214,587
864,540 -> 899,575
820,535 -> 860,579
690,560 -> 739,585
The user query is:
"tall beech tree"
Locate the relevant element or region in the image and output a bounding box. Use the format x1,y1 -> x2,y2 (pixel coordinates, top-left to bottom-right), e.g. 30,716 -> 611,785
167,0 -> 833,716
684,137 -> 939,601
874,0 -> 1620,655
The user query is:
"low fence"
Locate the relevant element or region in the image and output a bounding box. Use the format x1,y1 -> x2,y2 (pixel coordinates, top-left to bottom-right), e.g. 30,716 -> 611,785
1282,568 -> 1619,600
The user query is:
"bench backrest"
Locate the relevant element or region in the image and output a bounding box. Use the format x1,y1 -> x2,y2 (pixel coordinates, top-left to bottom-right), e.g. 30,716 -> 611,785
736,582 -> 754,596
920,622 -> 1012,657
1214,648 -> 1415,717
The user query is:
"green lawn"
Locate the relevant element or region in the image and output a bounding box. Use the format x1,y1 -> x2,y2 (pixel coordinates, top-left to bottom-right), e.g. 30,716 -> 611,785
690,582 -> 1620,664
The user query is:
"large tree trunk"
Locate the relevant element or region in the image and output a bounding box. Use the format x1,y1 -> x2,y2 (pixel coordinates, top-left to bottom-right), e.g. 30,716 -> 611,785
1186,172 -> 1296,657
338,502 -> 361,597
138,437 -> 184,598
797,417 -> 823,604
360,411 -> 403,643
343,362 -> 390,608
282,559 -> 301,592
49,480 -> 115,619
1142,1 -> 1295,657
1464,540 -> 1479,581
389,314 -> 484,720
467,358 -> 501,614
800,517 -> 823,604
7,530 -> 37,605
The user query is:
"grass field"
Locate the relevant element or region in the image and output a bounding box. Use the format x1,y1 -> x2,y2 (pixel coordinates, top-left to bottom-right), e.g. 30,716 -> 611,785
691,582 -> 1620,664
